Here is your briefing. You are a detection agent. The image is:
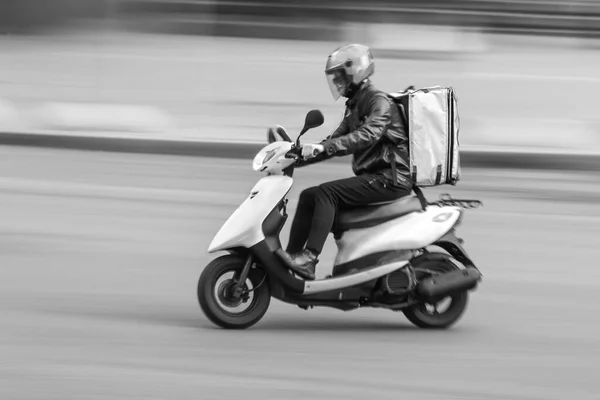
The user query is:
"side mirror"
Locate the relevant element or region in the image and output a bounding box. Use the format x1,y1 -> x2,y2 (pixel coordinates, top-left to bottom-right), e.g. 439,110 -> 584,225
297,109 -> 325,145
302,109 -> 324,132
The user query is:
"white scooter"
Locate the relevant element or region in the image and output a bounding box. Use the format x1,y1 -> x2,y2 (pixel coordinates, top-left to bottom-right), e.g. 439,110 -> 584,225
198,109 -> 483,330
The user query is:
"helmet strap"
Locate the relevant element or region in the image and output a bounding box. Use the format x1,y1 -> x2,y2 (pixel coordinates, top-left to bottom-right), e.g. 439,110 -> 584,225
344,79 -> 369,100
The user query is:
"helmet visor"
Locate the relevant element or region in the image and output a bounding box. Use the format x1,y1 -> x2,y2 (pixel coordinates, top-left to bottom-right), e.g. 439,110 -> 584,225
326,69 -> 352,101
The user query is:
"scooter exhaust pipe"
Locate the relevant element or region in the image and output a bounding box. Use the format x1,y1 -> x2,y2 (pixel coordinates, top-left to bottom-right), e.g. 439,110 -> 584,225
417,268 -> 481,302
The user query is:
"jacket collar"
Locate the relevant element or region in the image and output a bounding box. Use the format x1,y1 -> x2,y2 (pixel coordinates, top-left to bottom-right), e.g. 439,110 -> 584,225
345,80 -> 373,108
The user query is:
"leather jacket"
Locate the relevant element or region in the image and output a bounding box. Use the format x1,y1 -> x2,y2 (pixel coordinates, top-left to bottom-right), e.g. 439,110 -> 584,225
317,81 -> 412,188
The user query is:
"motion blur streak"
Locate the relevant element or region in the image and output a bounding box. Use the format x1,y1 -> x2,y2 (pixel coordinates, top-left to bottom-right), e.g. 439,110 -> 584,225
1,0 -> 600,154
0,147 -> 599,399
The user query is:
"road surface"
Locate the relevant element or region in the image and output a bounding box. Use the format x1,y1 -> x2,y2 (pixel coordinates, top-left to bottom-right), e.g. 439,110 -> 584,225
0,146 -> 599,399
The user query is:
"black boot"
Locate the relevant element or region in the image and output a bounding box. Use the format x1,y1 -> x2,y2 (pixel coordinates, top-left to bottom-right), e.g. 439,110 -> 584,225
280,249 -> 318,281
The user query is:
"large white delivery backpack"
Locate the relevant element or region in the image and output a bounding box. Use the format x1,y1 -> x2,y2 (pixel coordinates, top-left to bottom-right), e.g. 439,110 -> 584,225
389,86 -> 461,187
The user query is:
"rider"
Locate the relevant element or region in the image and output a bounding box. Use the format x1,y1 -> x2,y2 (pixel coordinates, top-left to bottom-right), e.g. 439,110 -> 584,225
279,44 -> 412,281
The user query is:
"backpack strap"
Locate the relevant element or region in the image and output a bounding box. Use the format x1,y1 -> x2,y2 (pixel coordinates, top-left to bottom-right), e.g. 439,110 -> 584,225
386,94 -> 409,187
413,185 -> 428,211
398,103 -> 408,129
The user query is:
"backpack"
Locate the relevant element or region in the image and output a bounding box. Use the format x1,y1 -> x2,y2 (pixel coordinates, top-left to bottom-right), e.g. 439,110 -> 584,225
388,86 -> 461,188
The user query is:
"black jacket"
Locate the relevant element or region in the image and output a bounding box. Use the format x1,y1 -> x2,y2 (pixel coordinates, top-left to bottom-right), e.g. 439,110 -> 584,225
316,81 -> 412,188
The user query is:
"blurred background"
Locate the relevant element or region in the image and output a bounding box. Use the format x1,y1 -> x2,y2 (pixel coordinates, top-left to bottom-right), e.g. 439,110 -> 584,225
0,0 -> 599,150
1,2 -> 600,399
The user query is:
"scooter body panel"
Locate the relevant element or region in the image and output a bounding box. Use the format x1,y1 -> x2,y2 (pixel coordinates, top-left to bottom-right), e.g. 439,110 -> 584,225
303,260 -> 409,295
250,240 -> 410,298
334,205 -> 461,265
208,175 -> 292,252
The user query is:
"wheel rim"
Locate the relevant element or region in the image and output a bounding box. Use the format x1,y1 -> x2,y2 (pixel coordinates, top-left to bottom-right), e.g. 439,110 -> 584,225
212,270 -> 259,317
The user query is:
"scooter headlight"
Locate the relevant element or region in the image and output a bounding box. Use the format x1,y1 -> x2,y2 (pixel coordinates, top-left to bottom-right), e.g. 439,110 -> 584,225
252,141 -> 293,172
262,149 -> 277,165
252,147 -> 278,171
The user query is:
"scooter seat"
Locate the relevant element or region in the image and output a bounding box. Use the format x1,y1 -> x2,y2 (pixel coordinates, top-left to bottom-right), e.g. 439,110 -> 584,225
335,195 -> 423,231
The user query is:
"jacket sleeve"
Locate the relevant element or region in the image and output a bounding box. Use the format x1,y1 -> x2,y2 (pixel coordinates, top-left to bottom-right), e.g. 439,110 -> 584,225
294,111 -> 350,168
327,111 -> 350,140
294,150 -> 331,168
321,94 -> 391,157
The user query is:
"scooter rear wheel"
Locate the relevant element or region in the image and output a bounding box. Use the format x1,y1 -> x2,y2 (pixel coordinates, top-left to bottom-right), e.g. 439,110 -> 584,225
402,257 -> 469,329
198,254 -> 270,329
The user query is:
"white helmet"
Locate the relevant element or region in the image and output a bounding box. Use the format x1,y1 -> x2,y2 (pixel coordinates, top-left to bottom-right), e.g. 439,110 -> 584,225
325,44 -> 375,101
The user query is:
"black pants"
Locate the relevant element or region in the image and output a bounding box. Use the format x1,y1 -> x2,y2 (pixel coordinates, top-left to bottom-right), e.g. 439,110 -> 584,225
286,174 -> 411,255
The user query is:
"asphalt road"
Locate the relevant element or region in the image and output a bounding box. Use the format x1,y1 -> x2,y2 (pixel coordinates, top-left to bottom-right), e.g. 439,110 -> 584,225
0,146 -> 599,399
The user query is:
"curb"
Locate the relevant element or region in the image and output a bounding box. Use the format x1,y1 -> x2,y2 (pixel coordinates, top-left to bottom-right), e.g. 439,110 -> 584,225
0,131 -> 598,171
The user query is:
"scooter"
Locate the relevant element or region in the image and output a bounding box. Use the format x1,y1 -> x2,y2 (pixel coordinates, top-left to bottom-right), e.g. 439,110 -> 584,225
198,109 -> 483,330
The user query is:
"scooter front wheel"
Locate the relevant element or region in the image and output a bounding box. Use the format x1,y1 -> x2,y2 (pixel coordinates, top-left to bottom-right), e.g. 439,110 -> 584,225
198,254 -> 270,329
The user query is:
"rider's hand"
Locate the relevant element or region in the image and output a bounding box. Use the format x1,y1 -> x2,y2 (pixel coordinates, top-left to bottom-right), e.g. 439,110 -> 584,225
301,144 -> 325,160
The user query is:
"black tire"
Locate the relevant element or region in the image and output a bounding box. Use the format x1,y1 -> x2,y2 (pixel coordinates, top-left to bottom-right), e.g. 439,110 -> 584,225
198,254 -> 271,330
403,256 -> 469,329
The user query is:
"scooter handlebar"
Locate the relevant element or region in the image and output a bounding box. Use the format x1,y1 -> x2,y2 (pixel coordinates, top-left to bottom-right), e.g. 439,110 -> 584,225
284,144 -> 321,160
284,145 -> 302,159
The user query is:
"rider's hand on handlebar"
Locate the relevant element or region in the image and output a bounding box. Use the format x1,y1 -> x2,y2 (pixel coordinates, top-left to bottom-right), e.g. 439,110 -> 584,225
301,144 -> 325,160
